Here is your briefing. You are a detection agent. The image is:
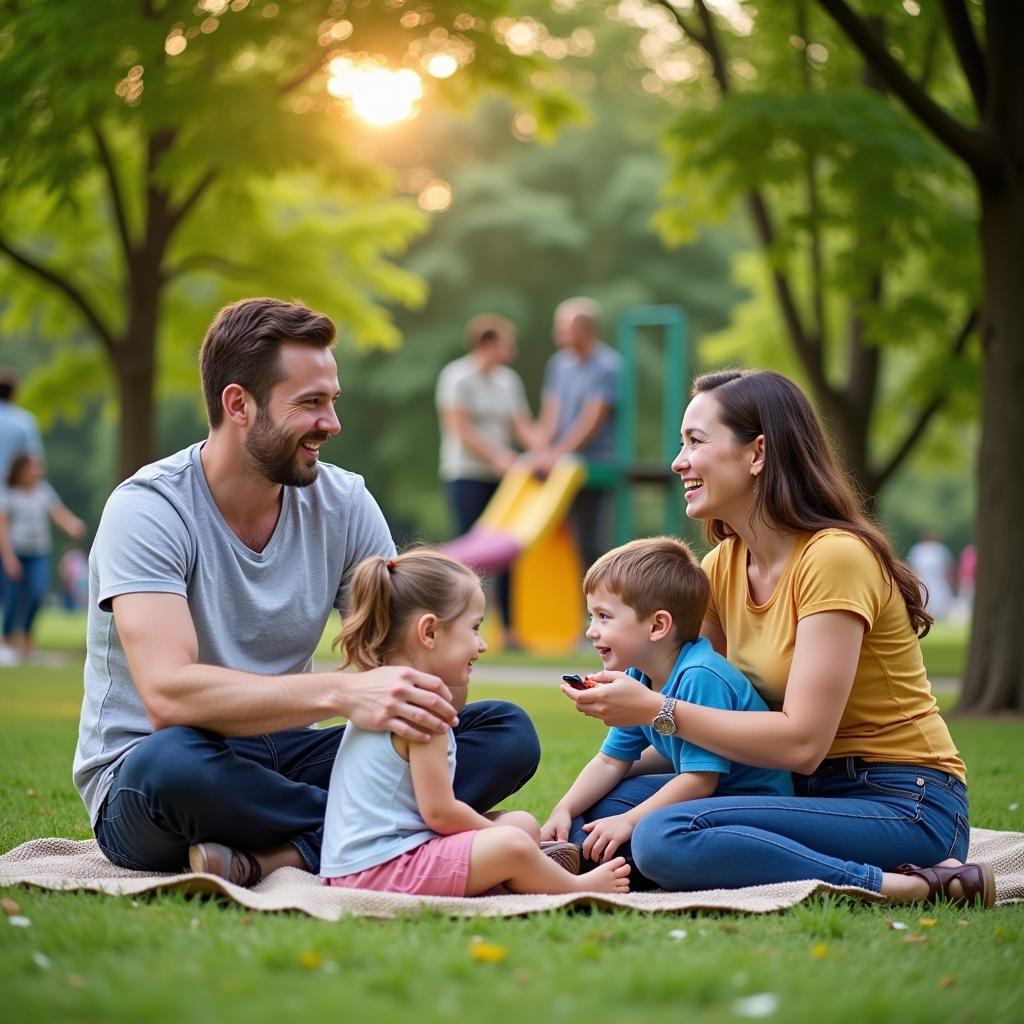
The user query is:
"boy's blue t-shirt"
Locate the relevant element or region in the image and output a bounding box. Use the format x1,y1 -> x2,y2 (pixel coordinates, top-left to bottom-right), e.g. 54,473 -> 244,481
600,637 -> 793,797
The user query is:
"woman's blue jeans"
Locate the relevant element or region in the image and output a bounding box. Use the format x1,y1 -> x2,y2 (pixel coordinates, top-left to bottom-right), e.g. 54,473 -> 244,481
94,700 -> 540,874
3,552 -> 49,639
569,758 -> 970,892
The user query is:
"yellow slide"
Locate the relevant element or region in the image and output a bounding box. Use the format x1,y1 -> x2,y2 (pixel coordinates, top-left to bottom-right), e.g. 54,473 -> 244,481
477,458 -> 588,653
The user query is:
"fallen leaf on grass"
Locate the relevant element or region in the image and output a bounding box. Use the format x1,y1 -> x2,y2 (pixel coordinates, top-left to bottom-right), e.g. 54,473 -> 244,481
810,942 -> 829,960
938,975 -> 955,989
902,935 -> 928,945
1,898 -> 20,916
731,993 -> 779,1019
469,938 -> 507,963
919,918 -> 937,928
67,974 -> 86,990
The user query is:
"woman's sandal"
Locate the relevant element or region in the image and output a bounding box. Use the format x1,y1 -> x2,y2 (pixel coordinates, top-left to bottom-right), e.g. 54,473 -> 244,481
895,861 -> 996,908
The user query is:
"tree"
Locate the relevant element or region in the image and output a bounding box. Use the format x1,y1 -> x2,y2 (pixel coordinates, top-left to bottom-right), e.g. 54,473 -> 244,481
622,0 -> 979,500
807,1 -> 1021,712
322,5 -> 744,540
0,1 -> 560,482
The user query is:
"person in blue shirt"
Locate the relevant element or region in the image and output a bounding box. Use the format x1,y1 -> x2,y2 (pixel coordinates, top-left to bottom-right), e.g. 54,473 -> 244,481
542,536 -> 791,883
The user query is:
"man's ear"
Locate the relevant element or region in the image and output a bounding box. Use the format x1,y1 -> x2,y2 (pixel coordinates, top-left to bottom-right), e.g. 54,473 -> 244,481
415,613 -> 439,649
750,434 -> 766,477
222,384 -> 253,427
650,610 -> 674,643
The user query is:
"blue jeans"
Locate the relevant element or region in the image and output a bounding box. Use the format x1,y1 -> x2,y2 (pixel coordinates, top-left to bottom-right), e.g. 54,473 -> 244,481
570,758 -> 971,892
95,700 -> 540,874
3,552 -> 49,639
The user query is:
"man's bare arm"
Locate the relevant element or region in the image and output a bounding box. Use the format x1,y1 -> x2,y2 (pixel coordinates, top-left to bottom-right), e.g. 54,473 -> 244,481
113,592 -> 457,741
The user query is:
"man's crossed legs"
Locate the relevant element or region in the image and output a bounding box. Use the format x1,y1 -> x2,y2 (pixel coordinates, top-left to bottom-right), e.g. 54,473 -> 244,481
94,700 -> 540,884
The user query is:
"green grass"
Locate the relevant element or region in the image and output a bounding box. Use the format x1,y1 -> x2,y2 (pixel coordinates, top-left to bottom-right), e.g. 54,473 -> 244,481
33,610 -> 974,680
1,665 -> 1023,1023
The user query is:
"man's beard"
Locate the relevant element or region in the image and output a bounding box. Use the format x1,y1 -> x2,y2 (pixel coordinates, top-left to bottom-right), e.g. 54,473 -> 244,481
245,408 -> 324,488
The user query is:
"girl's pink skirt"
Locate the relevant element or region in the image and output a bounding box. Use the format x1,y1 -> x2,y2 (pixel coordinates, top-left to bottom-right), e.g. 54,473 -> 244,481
323,830 -> 476,897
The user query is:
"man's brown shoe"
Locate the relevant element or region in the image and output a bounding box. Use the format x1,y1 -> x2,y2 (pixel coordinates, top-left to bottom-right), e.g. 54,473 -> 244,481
541,840 -> 581,875
188,842 -> 263,888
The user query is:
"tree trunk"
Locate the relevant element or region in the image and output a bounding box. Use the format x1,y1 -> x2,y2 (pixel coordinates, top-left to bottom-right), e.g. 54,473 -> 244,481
957,179 -> 1024,713
114,258 -> 161,483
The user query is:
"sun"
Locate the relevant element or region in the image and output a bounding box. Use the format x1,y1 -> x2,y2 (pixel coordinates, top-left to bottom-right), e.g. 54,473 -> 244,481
327,59 -> 424,126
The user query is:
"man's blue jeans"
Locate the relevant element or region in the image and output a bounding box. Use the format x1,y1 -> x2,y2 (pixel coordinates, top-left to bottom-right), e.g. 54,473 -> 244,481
569,758 -> 971,892
94,700 -> 540,874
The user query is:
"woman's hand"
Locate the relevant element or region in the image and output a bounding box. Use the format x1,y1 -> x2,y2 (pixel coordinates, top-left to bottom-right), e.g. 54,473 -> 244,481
561,670 -> 662,728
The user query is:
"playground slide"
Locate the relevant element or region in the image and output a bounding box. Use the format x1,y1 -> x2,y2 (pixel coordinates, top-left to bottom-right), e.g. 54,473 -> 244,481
442,457 -> 588,651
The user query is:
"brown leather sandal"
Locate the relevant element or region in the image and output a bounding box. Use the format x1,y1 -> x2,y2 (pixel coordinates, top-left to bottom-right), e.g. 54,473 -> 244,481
895,861 -> 995,908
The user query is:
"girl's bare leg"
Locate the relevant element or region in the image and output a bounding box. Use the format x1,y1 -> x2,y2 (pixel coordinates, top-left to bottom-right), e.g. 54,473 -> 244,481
488,810 -> 541,841
465,826 -> 630,896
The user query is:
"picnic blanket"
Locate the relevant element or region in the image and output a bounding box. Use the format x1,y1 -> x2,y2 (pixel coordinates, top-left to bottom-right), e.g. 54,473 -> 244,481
2,828 -> 1021,921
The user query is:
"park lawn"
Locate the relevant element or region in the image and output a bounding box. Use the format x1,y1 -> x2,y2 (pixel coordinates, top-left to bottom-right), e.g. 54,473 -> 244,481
1,666 -> 1023,1024
33,611 -> 973,680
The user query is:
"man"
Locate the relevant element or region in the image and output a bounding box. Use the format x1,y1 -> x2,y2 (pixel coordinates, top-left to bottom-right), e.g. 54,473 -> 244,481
0,369 -> 44,667
436,314 -> 536,648
73,298 -> 541,887
534,297 -> 622,570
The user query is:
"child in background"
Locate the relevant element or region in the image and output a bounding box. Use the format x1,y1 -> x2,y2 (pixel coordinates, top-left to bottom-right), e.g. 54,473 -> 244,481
320,548 -> 630,897
0,454 -> 86,662
542,537 -> 792,877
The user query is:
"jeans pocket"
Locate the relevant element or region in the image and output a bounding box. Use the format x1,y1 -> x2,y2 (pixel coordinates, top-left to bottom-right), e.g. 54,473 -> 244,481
860,770 -> 924,821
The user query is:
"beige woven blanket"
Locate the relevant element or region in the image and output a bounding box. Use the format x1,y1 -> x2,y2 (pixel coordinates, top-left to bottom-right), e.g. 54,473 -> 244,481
2,828 -> 1021,920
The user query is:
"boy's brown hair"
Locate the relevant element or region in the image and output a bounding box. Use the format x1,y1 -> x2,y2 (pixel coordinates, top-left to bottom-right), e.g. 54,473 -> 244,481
583,536 -> 709,646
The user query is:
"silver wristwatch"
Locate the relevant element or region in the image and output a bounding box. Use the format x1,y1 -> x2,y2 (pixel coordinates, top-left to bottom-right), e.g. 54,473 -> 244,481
652,695 -> 677,736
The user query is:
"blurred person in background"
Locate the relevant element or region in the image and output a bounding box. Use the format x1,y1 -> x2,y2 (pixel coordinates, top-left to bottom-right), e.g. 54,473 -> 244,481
436,314 -> 537,649
0,369 -> 43,666
906,530 -> 955,621
0,453 -> 86,663
534,297 -> 621,572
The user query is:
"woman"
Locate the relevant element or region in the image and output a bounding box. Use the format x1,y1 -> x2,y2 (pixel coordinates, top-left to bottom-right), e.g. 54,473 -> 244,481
566,369 -> 993,907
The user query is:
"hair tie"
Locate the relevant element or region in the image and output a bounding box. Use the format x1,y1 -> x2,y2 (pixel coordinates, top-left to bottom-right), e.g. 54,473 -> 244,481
386,558 -> 398,572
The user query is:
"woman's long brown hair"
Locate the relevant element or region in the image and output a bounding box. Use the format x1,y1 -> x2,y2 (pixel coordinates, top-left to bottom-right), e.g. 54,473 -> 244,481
692,369 -> 932,636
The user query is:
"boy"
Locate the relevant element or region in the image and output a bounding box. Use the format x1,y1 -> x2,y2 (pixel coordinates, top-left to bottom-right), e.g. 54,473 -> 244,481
541,537 -> 792,873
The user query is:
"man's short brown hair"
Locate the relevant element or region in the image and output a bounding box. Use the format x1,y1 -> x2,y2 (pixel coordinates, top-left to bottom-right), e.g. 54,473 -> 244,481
583,536 -> 709,646
199,298 -> 336,427
464,313 -> 513,350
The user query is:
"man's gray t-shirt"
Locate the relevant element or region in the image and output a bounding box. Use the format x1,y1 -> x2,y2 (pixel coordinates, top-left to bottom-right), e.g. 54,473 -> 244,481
72,443 -> 396,825
542,342 -> 621,464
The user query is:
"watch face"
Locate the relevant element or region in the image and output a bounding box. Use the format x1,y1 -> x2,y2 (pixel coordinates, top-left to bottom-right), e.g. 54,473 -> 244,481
653,714 -> 674,736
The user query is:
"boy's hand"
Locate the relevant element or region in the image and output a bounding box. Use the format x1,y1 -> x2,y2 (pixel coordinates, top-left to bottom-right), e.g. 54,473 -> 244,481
582,814 -> 635,863
540,806 -> 572,843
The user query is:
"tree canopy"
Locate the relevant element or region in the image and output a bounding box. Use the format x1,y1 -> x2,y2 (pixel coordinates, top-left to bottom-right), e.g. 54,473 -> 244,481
0,0 -> 573,479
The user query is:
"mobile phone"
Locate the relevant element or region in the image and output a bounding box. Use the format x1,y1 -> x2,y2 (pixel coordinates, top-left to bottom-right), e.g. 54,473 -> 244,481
561,673 -> 594,690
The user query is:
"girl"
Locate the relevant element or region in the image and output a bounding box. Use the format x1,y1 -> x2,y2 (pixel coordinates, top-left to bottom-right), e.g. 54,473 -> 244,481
320,548 -> 630,897
1,454 -> 86,662
565,370 -> 994,908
